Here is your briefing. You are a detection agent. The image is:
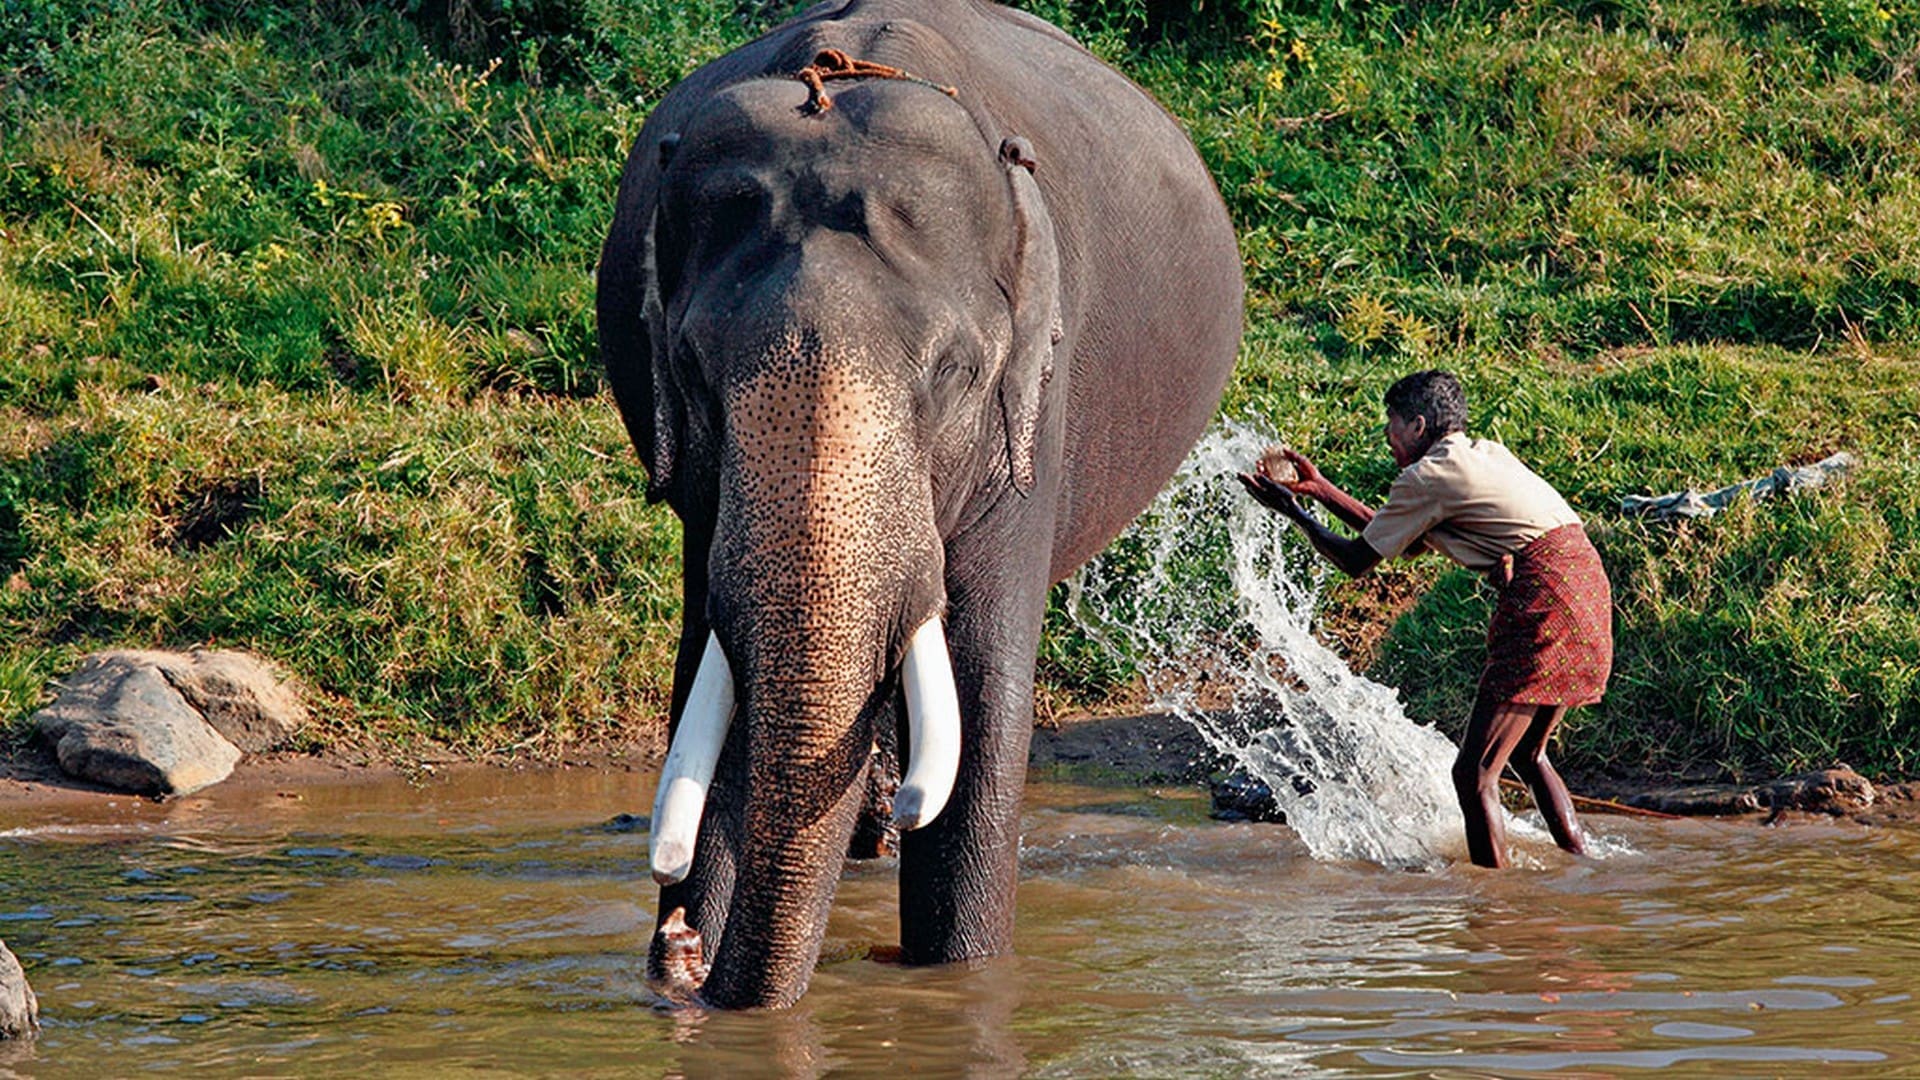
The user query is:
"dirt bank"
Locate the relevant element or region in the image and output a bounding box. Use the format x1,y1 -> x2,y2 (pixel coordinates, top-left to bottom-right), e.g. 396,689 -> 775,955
7,711 -> 1917,828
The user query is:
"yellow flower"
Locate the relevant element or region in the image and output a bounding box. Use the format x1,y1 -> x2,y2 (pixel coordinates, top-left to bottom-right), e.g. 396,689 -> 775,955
1266,68 -> 1287,92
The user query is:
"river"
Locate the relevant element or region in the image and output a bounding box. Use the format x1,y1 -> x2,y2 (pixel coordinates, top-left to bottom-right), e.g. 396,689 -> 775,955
0,763 -> 1913,1077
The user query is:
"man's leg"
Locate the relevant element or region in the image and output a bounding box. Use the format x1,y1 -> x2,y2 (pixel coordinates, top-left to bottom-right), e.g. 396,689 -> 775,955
1452,695 -> 1538,868
1511,704 -> 1587,855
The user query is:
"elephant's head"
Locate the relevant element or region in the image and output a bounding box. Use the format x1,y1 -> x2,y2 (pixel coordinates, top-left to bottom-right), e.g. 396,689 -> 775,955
634,73 -> 1062,1008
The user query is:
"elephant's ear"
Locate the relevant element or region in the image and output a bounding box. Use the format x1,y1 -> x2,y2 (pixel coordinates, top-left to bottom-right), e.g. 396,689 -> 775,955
641,199 -> 685,502
998,136 -> 1062,497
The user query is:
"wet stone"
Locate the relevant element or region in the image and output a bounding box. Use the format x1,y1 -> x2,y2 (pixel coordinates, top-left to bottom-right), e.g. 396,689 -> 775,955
30,649 -> 308,798
33,658 -> 241,797
96,649 -> 306,753
1762,767 -> 1875,816
1617,767 -> 1879,819
0,942 -> 37,1040
1209,772 -> 1289,824
597,813 -> 649,833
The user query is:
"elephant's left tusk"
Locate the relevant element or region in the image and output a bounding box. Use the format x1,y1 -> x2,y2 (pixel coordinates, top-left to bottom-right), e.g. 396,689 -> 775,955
650,631 -> 736,885
894,617 -> 961,831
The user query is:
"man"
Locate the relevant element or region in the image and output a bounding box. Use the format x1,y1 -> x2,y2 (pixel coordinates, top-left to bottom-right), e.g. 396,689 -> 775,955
1238,370 -> 1612,867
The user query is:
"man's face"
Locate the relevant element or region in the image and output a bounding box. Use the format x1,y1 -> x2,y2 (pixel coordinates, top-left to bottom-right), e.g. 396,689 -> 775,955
1385,410 -> 1428,468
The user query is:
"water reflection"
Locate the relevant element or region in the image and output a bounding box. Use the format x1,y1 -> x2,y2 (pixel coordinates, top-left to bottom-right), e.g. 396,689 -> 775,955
0,767 -> 1916,1076
658,957 -> 1032,1079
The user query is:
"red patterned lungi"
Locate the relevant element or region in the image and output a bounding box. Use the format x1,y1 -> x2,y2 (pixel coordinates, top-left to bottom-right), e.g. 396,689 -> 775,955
1480,523 -> 1613,706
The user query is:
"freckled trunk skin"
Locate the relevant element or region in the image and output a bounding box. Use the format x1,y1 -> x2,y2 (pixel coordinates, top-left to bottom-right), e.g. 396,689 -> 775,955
698,680 -> 873,1009
695,361 -> 936,1009
697,586 -> 907,1009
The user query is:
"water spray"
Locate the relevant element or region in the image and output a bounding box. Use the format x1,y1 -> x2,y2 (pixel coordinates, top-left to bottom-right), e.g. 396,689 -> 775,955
1067,420 -> 1514,869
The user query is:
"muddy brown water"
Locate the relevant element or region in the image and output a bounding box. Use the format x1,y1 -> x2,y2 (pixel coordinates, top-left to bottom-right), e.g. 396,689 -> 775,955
0,764 -> 1914,1077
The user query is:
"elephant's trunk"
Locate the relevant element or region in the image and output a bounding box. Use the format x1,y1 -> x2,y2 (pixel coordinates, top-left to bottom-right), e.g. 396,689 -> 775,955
675,354 -> 949,1009
698,655 -> 878,1008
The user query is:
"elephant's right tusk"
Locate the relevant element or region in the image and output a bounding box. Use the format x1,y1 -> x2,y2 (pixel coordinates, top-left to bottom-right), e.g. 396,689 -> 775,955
894,617 -> 961,831
650,631 -> 736,885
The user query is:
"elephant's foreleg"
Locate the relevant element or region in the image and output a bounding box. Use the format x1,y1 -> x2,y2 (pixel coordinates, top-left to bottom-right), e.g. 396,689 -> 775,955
896,547 -> 1049,964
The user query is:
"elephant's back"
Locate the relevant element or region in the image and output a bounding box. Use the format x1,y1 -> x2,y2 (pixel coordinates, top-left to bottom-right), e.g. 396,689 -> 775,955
942,5 -> 1244,580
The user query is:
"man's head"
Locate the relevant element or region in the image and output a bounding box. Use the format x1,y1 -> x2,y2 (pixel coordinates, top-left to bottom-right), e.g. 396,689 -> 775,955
1382,369 -> 1467,467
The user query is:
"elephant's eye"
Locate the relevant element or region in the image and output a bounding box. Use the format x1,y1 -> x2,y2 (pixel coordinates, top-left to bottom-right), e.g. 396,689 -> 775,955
691,179 -> 770,252
709,188 -> 765,228
930,345 -> 976,392
916,343 -> 977,431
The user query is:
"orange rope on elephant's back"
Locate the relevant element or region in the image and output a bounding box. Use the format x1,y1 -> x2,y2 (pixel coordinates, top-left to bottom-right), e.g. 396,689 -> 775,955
793,48 -> 958,114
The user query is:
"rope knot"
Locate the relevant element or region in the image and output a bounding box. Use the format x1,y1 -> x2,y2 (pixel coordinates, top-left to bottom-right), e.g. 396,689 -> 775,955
793,48 -> 958,115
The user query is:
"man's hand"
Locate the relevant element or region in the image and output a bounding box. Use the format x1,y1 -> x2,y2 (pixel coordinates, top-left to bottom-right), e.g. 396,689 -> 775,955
1237,472 -> 1303,517
1273,447 -> 1334,503
1241,470 -> 1383,577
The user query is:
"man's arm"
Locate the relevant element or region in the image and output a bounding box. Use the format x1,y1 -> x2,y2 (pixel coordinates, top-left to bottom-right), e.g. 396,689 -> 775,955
1272,447 -> 1377,534
1238,473 -> 1383,578
1313,483 -> 1375,535
1273,448 -> 1431,558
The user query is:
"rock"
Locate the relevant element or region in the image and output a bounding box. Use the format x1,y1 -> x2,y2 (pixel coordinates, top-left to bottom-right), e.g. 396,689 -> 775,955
1617,766 -> 1876,820
0,941 -> 37,1040
30,648 -> 307,797
598,813 -> 649,834
1209,772 -> 1289,824
33,654 -> 244,797
113,649 -> 307,753
1853,781 -> 1920,827
1762,767 -> 1874,816
1029,712 -> 1221,785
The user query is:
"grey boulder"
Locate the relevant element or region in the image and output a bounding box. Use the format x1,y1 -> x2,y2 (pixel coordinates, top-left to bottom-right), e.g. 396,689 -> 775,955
0,941 -> 36,1040
131,648 -> 308,753
32,650 -> 307,798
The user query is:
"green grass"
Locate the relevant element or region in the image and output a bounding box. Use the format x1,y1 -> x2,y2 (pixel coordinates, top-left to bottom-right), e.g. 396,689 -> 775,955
4,0 -> 1919,775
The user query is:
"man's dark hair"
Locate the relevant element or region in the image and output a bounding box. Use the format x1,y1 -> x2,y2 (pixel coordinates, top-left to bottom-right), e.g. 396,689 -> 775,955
1383,369 -> 1468,436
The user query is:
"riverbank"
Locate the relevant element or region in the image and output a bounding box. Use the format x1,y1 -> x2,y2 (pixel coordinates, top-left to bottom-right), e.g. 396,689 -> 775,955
7,710 -> 1918,831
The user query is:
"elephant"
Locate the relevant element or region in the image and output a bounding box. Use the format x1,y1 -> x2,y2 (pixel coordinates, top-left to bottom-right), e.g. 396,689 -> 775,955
597,0 -> 1243,1008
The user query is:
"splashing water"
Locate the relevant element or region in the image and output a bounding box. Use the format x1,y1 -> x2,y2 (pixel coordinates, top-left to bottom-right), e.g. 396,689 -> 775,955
1068,420 -> 1498,869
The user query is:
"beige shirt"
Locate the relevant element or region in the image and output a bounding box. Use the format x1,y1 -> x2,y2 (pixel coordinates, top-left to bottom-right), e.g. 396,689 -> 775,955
1361,432 -> 1580,572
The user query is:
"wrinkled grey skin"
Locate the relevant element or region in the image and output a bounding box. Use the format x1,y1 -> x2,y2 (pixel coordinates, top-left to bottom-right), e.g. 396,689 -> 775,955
598,0 -> 1242,1009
